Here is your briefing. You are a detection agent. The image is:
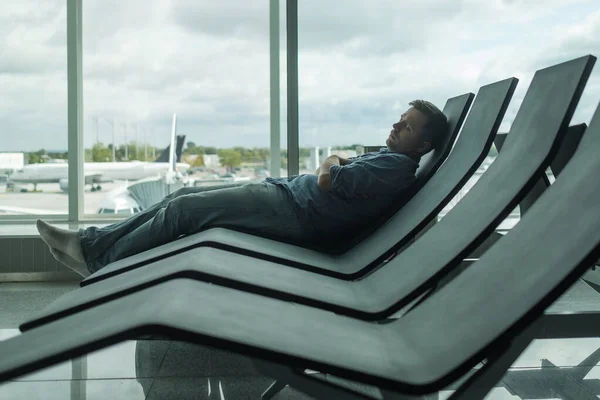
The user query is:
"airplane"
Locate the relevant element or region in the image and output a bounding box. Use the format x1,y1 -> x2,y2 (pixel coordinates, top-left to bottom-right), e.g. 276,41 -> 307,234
98,114 -> 190,215
8,114 -> 190,193
0,114 -> 193,216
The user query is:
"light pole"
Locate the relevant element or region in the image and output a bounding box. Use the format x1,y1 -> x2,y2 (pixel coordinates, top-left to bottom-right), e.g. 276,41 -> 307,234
150,127 -> 156,159
112,119 -> 116,161
120,122 -> 128,160
144,126 -> 148,161
92,117 -> 99,144
134,123 -> 139,160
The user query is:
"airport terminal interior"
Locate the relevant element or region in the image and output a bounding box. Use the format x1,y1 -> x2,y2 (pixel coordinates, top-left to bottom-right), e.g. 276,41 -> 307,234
1,1 -> 600,399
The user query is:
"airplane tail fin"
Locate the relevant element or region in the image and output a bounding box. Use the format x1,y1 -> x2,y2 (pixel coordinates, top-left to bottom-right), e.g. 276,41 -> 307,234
540,359 -> 556,368
541,346 -> 600,382
571,346 -> 600,381
153,134 -> 186,163
175,134 -> 186,163
154,148 -> 170,163
154,113 -> 179,164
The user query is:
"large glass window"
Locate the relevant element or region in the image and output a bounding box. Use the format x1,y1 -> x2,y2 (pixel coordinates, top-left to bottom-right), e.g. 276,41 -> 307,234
0,1 -> 68,216
298,0 -> 599,227
82,0 -> 276,216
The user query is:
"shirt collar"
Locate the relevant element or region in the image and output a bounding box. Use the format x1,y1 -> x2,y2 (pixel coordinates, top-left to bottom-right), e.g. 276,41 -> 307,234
382,147 -> 421,163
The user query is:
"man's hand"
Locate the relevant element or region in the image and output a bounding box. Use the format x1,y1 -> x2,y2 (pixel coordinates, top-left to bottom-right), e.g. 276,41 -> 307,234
338,157 -> 352,166
315,156 -> 351,175
317,155 -> 346,191
317,156 -> 374,198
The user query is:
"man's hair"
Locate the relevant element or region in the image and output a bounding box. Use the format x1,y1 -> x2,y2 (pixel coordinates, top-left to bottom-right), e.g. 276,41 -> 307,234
409,100 -> 448,151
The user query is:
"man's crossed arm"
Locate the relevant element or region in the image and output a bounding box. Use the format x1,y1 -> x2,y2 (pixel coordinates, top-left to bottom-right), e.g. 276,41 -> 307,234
315,153 -> 417,199
316,155 -> 352,191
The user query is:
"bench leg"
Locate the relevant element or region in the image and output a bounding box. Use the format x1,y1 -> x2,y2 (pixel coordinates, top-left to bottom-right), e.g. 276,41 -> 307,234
262,379 -> 287,400
449,319 -> 541,400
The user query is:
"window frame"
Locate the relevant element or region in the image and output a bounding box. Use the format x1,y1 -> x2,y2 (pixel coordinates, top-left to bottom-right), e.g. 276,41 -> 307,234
0,0 -> 299,225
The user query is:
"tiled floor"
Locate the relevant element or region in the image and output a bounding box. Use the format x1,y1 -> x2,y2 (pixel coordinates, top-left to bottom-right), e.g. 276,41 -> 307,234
1,282 -> 600,399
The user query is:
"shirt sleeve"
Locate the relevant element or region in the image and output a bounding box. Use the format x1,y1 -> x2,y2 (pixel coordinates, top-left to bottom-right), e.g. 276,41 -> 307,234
346,147 -> 384,163
346,154 -> 363,163
329,155 -> 416,198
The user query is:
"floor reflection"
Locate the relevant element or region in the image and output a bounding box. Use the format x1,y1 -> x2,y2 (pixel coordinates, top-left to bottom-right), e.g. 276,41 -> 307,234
4,278 -> 600,399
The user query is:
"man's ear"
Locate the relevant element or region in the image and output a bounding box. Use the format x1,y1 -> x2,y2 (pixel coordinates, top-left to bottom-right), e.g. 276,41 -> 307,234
418,141 -> 432,155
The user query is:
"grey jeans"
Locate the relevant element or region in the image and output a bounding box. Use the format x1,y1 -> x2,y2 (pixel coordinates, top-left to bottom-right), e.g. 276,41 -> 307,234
79,182 -> 310,273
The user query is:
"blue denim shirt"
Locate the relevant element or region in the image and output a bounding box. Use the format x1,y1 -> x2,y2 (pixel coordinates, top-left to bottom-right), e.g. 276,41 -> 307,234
266,148 -> 418,237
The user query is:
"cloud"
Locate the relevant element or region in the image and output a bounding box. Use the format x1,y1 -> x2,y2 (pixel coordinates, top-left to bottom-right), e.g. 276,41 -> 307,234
0,1 -> 63,25
0,0 -> 598,153
0,1 -> 66,76
170,0 -> 268,40
170,0 -> 467,54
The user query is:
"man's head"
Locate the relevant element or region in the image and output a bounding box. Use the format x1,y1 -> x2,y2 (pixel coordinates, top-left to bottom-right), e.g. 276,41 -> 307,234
386,100 -> 448,157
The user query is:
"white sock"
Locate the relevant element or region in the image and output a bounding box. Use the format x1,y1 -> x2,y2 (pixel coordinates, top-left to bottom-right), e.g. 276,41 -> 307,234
50,247 -> 90,278
37,219 -> 85,263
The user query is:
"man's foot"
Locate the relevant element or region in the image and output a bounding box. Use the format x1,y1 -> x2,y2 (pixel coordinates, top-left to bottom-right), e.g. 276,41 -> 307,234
36,219 -> 85,263
50,247 -> 91,278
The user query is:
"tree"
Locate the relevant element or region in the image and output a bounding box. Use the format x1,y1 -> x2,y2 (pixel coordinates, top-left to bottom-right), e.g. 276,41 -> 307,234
91,142 -> 112,162
27,152 -> 42,164
26,149 -> 48,164
48,151 -> 67,160
185,145 -> 205,156
115,145 -> 126,161
332,144 -> 362,151
186,141 -> 196,149
217,148 -> 242,171
257,148 -> 270,163
191,155 -> 205,167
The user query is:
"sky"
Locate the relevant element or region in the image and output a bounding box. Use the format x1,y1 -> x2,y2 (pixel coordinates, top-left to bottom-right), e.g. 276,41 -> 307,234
0,0 -> 599,152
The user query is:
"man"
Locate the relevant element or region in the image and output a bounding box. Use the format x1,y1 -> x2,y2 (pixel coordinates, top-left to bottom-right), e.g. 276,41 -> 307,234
37,100 -> 448,277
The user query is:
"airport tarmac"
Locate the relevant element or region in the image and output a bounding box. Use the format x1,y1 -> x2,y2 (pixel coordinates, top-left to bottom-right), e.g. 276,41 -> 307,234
0,174 -> 522,230
0,182 -> 128,215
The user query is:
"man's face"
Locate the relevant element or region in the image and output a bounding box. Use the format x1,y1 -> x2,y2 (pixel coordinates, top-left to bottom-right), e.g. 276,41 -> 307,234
386,107 -> 430,154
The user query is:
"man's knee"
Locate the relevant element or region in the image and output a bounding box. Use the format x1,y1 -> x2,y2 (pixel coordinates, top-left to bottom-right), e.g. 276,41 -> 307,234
163,193 -> 221,235
162,196 -> 190,227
